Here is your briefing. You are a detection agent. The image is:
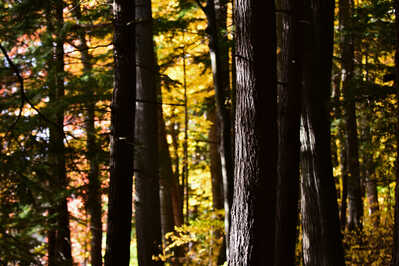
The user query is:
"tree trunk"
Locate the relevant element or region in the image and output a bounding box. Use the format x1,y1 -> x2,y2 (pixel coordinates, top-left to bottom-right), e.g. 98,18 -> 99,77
159,105 -> 184,265
208,107 -> 226,265
339,0 -> 363,231
340,142 -> 348,228
159,111 -> 175,239
274,0 -> 302,265
169,117 -> 184,227
197,0 -> 233,260
208,108 -> 224,210
104,0 -> 135,264
366,173 -> 379,226
299,0 -> 345,265
47,1 -> 73,264
229,1 -> 277,265
72,2 -> 103,265
134,0 -> 163,264
391,1 -> 399,263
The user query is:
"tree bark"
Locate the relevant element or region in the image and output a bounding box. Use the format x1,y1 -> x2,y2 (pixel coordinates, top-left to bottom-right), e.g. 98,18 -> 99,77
299,0 -> 345,265
72,2 -> 103,265
104,0 -> 135,264
134,0 -> 163,264
47,1 -> 73,264
274,0 -> 302,265
229,1 -> 277,265
339,0 -> 363,231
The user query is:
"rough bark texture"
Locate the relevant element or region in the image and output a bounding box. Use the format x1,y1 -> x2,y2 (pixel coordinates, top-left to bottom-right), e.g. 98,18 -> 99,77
339,0 -> 363,231
134,0 -> 163,264
229,1 -> 277,265
391,1 -> 399,264
72,2 -> 103,265
47,1 -> 73,264
299,0 -> 345,265
274,0 -> 302,265
104,0 -> 135,264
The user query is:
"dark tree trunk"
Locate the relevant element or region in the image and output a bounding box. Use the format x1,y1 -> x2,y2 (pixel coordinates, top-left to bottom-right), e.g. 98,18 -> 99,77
134,0 -> 163,264
391,1 -> 399,264
339,0 -> 363,231
299,0 -> 345,265
274,0 -> 302,265
72,2 -> 103,265
340,143 -> 348,228
196,0 -> 233,260
104,0 -> 135,264
229,0 -> 277,265
208,107 -> 226,265
47,1 -> 72,264
208,108 -> 224,211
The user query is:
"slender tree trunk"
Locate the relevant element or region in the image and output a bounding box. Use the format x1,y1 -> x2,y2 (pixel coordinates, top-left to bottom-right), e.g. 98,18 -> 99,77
72,2 -> 102,265
158,110 -> 175,239
274,0 -> 302,265
47,1 -> 72,264
391,1 -> 399,264
158,105 -> 184,265
208,107 -> 226,265
169,117 -> 184,227
340,142 -> 348,228
134,0 -> 163,264
208,109 -> 224,210
196,0 -> 233,260
339,0 -> 363,231
229,1 -> 277,264
299,0 -> 345,265
104,0 -> 135,264
366,172 -> 379,226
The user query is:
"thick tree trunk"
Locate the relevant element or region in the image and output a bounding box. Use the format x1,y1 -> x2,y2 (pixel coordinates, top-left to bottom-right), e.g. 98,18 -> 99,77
274,0 -> 302,265
229,1 -> 277,265
104,0 -> 135,264
134,0 -> 163,265
47,1 -> 72,264
391,1 -> 399,264
299,0 -> 345,265
339,0 -> 363,231
72,2 -> 103,265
